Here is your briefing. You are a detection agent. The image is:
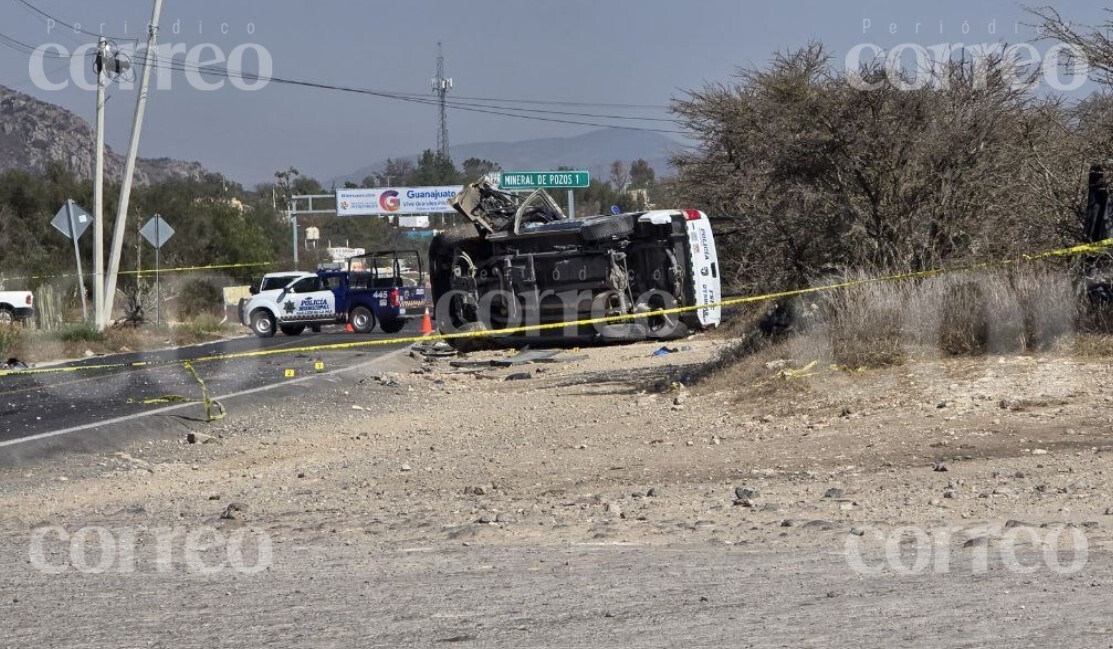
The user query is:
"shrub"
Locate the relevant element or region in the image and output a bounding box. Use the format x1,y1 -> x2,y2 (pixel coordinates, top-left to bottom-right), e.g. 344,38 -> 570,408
0,325 -> 22,358
178,280 -> 223,319
53,323 -> 105,343
176,313 -> 229,337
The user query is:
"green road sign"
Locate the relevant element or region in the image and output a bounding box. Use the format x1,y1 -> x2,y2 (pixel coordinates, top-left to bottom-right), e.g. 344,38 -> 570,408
499,170 -> 591,190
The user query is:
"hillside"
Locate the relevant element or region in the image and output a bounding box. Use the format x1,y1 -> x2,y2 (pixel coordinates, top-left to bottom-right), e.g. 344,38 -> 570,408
0,84 -> 211,184
334,127 -> 684,186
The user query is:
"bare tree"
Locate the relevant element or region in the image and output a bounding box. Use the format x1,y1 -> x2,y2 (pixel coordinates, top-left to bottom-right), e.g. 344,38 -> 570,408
671,43 -> 1091,292
609,160 -> 630,192
1030,6 -> 1113,85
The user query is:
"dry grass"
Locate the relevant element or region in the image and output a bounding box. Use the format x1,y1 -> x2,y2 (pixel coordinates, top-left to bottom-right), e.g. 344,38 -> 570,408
6,316 -> 238,365
700,266 -> 1103,391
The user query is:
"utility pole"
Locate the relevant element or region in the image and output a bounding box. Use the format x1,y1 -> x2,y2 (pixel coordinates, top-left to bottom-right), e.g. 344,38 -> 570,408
291,204 -> 299,270
103,0 -> 164,327
432,42 -> 452,158
93,38 -> 107,330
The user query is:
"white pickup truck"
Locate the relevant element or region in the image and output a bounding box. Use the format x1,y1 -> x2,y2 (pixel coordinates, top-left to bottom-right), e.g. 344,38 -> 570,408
0,290 -> 34,325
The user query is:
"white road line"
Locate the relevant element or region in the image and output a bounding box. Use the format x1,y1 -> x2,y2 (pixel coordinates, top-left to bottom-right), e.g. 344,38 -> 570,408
0,347 -> 410,449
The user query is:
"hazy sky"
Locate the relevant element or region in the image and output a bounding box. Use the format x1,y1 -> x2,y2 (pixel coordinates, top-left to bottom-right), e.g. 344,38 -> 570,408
0,0 -> 1105,184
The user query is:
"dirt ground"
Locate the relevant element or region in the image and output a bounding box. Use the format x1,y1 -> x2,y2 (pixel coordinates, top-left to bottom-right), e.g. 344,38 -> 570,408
2,335 -> 1112,647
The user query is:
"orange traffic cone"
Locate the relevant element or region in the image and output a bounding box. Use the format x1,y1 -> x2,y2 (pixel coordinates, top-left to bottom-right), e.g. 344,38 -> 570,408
420,307 -> 433,336
345,323 -> 355,333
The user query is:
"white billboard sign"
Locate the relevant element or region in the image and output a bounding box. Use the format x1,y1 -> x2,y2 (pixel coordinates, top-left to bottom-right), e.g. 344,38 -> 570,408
397,215 -> 430,228
336,186 -> 462,217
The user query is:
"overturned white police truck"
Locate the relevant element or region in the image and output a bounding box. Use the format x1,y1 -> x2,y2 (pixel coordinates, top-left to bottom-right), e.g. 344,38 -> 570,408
429,181 -> 720,347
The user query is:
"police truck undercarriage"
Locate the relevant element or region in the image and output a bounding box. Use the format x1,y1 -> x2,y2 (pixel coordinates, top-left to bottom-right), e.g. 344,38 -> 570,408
429,181 -> 721,348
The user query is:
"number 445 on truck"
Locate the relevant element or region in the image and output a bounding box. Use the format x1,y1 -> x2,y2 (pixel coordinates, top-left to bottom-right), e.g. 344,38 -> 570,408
241,250 -> 427,337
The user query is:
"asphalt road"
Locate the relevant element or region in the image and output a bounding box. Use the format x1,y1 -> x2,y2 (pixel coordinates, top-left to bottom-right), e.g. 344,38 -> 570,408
0,324 -> 414,446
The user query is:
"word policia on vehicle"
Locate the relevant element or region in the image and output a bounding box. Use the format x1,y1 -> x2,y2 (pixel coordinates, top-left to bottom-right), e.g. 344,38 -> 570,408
240,250 -> 426,337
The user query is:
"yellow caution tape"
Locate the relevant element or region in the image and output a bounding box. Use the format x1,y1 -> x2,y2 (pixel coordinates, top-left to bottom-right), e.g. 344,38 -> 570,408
779,360 -> 818,380
0,261 -> 273,283
1,238 -> 1111,380
182,362 -> 225,421
127,395 -> 194,405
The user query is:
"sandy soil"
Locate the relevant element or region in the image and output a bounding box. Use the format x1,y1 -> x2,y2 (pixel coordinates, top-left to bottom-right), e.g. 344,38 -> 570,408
2,336 -> 1112,647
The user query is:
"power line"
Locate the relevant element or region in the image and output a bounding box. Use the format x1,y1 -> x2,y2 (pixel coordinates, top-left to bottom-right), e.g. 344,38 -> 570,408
393,92 -> 670,111
0,30 -> 81,58
11,0 -> 678,120
11,0 -> 137,42
436,97 -> 678,122
145,55 -> 687,134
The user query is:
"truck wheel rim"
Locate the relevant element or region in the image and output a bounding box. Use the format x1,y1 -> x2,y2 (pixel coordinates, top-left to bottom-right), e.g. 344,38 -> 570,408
256,316 -> 271,332
353,313 -> 368,328
0,311 -> 11,325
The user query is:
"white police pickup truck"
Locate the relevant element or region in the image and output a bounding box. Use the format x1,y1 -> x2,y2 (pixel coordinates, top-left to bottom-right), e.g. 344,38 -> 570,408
0,290 -> 34,325
240,251 -> 427,338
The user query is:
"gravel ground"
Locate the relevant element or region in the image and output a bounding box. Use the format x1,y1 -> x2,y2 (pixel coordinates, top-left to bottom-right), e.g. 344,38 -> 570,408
1,336 -> 1112,647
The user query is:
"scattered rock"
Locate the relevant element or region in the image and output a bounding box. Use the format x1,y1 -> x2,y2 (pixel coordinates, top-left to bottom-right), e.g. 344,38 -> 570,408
823,487 -> 844,499
400,464 -> 412,472
780,519 -> 794,527
646,487 -> 659,498
186,432 -> 216,445
220,502 -> 248,521
849,527 -> 866,537
963,536 -> 989,548
505,372 -> 533,382
1004,520 -> 1033,529
1032,449 -> 1049,456
734,486 -> 761,500
932,461 -> 949,472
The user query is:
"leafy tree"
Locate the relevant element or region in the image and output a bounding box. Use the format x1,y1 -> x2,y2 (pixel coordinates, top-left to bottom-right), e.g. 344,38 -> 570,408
629,159 -> 656,189
462,157 -> 501,181
410,150 -> 463,186
379,158 -> 416,186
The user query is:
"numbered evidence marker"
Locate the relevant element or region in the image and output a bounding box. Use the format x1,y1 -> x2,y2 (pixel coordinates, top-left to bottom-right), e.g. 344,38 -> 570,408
314,362 -> 326,373
284,369 -> 296,379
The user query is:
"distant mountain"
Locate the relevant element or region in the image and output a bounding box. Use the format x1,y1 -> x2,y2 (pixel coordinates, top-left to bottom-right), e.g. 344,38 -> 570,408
0,84 -> 211,184
333,127 -> 683,186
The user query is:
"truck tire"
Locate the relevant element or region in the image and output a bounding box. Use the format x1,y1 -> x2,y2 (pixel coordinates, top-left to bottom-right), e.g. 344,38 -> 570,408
379,318 -> 406,334
0,307 -> 13,326
349,306 -> 376,334
581,215 -> 635,241
431,225 -> 483,255
250,310 -> 276,338
448,321 -> 493,353
310,324 -> 322,333
279,324 -> 306,336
